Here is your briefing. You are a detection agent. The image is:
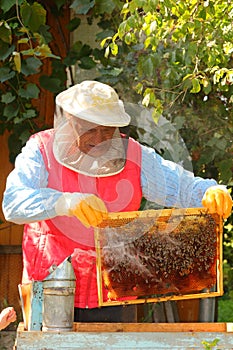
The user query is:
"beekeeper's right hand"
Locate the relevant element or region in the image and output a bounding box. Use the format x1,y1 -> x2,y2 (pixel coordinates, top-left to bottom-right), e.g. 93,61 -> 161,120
55,193 -> 108,228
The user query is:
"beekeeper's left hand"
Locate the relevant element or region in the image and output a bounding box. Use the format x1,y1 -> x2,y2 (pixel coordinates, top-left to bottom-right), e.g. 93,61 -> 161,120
202,185 -> 232,219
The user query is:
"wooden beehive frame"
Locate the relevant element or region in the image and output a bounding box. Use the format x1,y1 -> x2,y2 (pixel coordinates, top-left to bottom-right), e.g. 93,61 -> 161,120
94,208 -> 223,307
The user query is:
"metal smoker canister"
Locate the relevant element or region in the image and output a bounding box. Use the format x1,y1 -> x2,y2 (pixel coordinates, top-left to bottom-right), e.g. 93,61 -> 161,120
42,256 -> 76,332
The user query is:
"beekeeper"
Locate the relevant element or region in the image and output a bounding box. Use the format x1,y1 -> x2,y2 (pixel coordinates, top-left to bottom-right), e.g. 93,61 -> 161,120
2,80 -> 232,322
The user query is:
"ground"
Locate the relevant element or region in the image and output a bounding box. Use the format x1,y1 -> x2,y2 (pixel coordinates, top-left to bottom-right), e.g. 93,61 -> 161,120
0,331 -> 16,349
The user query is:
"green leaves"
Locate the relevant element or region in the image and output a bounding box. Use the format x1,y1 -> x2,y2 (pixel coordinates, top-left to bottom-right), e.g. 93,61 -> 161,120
97,0 -> 233,186
0,67 -> 15,82
20,2 -> 46,32
3,103 -> 20,120
0,0 -> 23,12
190,78 -> 201,93
18,83 -> 40,99
0,41 -> 15,60
0,21 -> 15,62
108,0 -> 233,98
201,338 -> 220,350
0,1 -> 63,162
67,17 -> 81,32
95,0 -> 117,14
1,92 -> 16,104
0,21 -> 12,44
70,0 -> 95,15
39,76 -> 65,94
21,57 -> 42,76
213,67 -> 233,87
64,41 -> 95,69
53,0 -> 67,11
139,55 -> 157,79
16,109 -> 37,123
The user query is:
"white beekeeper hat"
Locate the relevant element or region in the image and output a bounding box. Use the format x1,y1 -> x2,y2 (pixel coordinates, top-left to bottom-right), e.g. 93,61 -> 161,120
55,80 -> 131,127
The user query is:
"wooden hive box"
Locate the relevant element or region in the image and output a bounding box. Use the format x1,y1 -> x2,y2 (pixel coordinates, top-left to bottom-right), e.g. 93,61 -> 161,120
94,208 -> 223,306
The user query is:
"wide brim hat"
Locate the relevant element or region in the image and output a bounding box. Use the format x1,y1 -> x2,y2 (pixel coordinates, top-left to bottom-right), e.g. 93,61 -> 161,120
55,80 -> 131,127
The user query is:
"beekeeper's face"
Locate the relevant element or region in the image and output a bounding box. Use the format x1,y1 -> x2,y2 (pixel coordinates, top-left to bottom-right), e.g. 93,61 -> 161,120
71,117 -> 116,157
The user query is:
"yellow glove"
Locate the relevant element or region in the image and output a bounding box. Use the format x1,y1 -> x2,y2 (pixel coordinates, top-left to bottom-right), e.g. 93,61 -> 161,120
202,185 -> 232,219
55,193 -> 108,227
69,194 -> 108,228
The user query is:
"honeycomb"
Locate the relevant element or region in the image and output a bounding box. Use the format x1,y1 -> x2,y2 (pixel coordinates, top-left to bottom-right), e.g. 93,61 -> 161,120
95,208 -> 222,303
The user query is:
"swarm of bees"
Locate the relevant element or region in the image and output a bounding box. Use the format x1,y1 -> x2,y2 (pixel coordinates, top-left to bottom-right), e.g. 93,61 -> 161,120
98,211 -> 219,300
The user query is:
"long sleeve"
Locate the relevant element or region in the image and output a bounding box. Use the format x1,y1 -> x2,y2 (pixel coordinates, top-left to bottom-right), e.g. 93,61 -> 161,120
140,144 -> 218,208
2,138 -> 62,224
2,137 -> 219,225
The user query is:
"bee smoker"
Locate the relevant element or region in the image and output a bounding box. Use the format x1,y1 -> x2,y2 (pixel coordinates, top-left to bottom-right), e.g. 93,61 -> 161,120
42,256 -> 76,332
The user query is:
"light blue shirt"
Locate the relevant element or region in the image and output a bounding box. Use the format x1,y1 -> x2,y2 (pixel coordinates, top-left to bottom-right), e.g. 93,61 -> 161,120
2,137 -> 217,224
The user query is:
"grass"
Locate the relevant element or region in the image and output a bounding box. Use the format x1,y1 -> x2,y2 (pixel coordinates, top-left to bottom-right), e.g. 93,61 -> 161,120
217,292 -> 233,322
